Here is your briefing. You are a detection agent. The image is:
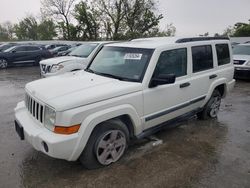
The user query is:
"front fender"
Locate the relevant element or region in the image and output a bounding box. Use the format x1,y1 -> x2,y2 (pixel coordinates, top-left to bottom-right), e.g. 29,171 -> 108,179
69,104 -> 141,161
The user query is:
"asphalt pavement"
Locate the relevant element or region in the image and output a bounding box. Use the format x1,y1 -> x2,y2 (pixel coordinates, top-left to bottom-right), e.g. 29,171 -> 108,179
0,66 -> 249,188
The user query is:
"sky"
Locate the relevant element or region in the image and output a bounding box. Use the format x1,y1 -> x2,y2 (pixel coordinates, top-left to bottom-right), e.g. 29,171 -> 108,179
0,0 -> 250,36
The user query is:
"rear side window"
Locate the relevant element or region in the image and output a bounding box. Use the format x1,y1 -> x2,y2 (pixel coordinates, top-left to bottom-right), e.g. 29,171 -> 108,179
216,44 -> 230,66
15,46 -> 27,52
154,48 -> 187,77
192,45 -> 213,73
26,46 -> 40,51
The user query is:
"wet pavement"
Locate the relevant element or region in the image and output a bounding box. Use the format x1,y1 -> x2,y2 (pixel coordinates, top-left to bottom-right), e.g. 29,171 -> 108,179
0,66 -> 249,188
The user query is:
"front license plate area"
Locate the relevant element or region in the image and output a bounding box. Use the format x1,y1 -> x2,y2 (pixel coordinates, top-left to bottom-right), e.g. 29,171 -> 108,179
15,121 -> 24,140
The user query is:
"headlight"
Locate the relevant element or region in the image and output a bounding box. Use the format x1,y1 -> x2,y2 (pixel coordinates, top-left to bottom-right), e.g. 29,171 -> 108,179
246,61 -> 250,66
50,64 -> 64,73
44,106 -> 56,131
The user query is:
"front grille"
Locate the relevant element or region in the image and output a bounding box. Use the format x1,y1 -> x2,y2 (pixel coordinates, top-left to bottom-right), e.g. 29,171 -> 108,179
40,64 -> 51,74
25,94 -> 44,124
234,60 -> 246,65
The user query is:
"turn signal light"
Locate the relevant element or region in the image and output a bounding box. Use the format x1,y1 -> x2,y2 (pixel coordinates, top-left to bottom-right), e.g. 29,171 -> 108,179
54,124 -> 80,135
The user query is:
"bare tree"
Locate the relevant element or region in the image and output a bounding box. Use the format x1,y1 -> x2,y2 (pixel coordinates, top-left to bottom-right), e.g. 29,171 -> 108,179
41,0 -> 76,39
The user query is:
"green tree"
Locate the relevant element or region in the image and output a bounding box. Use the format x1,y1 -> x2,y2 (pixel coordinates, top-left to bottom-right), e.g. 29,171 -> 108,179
41,0 -> 77,40
123,0 -> 163,39
37,19 -> 57,40
233,22 -> 250,37
94,0 -> 126,40
74,1 -> 100,40
0,24 -> 9,41
14,16 -> 38,40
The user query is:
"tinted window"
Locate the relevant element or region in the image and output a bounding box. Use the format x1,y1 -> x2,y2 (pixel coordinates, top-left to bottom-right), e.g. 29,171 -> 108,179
192,45 -> 213,73
154,48 -> 187,77
216,44 -> 230,66
15,46 -> 27,52
26,46 -> 40,51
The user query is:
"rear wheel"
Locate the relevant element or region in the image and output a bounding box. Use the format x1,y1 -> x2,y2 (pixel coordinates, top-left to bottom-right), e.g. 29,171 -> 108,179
197,90 -> 222,120
0,59 -> 8,69
79,119 -> 129,169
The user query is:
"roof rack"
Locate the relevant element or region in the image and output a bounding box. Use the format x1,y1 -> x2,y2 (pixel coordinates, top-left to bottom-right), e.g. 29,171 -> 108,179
175,37 -> 229,43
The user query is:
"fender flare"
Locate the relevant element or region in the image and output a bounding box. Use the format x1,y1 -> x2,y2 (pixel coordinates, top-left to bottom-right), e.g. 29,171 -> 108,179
203,78 -> 227,105
69,104 -> 141,161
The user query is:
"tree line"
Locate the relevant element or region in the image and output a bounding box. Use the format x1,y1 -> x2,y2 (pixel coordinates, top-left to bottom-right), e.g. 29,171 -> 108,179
0,0 -> 176,41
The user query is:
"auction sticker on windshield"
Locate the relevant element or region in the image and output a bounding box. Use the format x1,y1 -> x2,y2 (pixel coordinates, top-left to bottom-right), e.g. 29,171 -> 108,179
124,53 -> 142,60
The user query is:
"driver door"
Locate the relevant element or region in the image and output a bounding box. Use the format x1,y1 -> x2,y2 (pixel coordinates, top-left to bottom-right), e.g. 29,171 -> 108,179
143,48 -> 193,130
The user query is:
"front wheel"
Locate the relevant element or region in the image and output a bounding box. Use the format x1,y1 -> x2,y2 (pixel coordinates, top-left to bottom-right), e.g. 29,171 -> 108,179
197,90 -> 222,120
0,59 -> 8,69
79,119 -> 129,169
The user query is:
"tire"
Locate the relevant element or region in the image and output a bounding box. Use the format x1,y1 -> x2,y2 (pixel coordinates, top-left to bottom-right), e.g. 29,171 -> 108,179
79,119 -> 129,169
34,57 -> 42,66
0,58 -> 8,69
197,90 -> 222,120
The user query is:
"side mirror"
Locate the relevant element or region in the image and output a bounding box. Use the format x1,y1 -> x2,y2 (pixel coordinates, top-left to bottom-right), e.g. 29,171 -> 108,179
149,74 -> 176,88
11,50 -> 16,53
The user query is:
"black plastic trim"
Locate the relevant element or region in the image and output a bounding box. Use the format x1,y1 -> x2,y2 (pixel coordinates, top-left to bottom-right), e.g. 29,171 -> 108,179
176,37 -> 229,43
145,96 -> 206,122
137,108 -> 202,139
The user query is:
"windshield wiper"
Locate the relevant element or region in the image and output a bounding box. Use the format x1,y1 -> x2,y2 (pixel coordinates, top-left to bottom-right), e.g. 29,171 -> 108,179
85,69 -> 135,82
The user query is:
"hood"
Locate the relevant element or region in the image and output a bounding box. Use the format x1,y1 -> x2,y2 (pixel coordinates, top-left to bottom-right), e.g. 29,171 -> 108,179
233,55 -> 250,61
40,56 -> 86,66
26,71 -> 142,111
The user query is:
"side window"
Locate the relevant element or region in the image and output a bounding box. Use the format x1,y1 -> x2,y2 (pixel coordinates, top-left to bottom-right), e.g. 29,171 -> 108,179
216,44 -> 230,66
154,48 -> 187,77
26,46 -> 40,51
15,46 -> 27,52
192,45 -> 213,73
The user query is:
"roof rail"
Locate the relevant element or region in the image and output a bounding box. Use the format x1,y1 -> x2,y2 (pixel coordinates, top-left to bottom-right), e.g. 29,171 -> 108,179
176,37 -> 229,43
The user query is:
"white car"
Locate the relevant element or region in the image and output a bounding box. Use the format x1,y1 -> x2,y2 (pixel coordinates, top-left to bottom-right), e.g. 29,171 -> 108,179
233,44 -> 250,79
40,42 -> 112,77
15,37 -> 235,169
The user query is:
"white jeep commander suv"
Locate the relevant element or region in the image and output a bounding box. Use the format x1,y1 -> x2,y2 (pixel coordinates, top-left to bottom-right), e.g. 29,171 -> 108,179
15,37 -> 235,169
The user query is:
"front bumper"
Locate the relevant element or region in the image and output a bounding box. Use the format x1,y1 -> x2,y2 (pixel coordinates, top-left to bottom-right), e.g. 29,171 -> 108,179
14,101 -> 79,161
234,67 -> 250,79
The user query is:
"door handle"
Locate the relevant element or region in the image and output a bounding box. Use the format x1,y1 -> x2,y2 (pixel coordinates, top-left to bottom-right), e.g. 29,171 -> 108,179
180,82 -> 190,88
209,74 -> 217,79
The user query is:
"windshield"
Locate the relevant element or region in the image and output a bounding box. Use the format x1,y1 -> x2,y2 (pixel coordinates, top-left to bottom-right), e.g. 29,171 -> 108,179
87,46 -> 154,82
0,44 -> 15,52
3,46 -> 16,52
233,45 -> 250,55
69,43 -> 98,58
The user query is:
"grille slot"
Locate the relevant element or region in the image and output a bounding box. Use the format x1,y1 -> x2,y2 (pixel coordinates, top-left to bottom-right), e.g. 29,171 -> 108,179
25,94 -> 44,124
233,60 -> 245,65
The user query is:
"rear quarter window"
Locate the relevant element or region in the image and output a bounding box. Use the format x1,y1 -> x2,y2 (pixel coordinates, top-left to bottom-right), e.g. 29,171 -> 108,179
216,44 -> 230,66
192,45 -> 213,73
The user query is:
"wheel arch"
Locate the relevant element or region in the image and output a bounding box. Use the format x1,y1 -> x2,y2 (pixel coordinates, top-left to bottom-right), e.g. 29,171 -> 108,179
204,78 -> 227,105
69,104 -> 141,161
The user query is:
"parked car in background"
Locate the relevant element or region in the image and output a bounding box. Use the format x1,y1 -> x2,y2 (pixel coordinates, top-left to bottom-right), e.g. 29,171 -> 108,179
233,44 -> 250,79
45,44 -> 68,50
0,45 -> 52,69
50,46 -> 71,57
15,37 -> 235,169
57,46 -> 78,56
40,41 -> 113,77
0,43 -> 19,52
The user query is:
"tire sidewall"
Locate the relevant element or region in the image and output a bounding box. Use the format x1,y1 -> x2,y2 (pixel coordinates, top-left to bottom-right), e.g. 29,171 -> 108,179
79,119 -> 129,169
0,59 -> 8,69
201,90 -> 222,119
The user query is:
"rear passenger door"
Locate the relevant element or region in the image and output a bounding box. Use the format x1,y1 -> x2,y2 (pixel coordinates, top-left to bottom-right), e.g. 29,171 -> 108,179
25,46 -> 41,61
188,44 -> 216,106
